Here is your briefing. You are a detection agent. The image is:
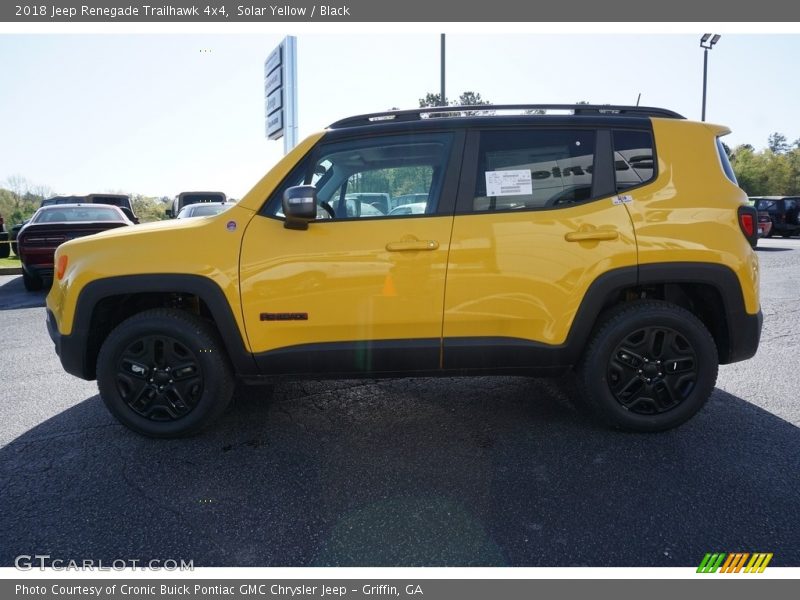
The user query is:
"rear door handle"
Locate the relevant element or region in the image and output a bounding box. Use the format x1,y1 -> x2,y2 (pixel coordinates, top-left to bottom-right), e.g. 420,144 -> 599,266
386,240 -> 439,252
564,230 -> 619,242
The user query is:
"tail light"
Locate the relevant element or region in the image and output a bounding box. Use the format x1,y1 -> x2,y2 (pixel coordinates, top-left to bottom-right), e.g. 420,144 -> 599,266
737,205 -> 758,248
20,235 -> 67,247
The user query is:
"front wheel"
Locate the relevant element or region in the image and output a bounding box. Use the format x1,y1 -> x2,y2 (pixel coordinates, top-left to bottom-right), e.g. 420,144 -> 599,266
577,301 -> 718,432
97,309 -> 234,437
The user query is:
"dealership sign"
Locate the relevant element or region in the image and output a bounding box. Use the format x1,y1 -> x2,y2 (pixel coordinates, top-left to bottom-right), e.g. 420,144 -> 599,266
264,36 -> 297,151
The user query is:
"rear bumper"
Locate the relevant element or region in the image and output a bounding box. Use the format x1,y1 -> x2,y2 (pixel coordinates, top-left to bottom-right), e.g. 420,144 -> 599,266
25,263 -> 54,280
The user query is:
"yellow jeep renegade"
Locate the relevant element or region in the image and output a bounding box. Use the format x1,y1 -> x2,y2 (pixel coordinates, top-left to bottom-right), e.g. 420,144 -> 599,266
46,104 -> 762,437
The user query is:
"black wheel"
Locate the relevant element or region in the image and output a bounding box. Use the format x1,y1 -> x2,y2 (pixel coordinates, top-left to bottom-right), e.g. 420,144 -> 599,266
0,239 -> 9,259
577,301 -> 718,432
96,309 -> 234,438
22,270 -> 42,291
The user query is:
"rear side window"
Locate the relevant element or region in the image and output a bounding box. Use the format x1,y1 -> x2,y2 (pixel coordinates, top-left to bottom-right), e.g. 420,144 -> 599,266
716,138 -> 738,185
472,129 -> 596,211
613,130 -> 655,191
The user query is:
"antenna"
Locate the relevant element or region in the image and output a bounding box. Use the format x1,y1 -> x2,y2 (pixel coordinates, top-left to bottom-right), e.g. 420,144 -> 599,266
636,93 -> 641,107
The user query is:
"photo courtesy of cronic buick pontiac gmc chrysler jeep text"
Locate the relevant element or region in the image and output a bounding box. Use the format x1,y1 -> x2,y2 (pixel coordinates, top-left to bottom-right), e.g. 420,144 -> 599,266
45,105 -> 762,437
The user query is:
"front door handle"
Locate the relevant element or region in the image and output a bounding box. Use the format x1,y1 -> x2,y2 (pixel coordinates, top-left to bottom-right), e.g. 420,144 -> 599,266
386,240 -> 439,252
564,230 -> 619,242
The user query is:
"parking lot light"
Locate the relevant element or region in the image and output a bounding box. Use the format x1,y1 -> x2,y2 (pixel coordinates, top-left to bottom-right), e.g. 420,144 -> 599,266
700,33 -> 721,122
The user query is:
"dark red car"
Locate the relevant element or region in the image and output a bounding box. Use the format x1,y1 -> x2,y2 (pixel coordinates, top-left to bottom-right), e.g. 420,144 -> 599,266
17,204 -> 133,291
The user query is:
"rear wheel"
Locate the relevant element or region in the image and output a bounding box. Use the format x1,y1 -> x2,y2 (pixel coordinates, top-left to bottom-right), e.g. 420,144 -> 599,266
97,309 -> 234,437
577,301 -> 718,432
22,270 -> 42,291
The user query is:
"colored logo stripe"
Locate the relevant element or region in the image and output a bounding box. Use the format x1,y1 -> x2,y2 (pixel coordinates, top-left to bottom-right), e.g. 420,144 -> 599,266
697,552 -> 773,573
745,553 -> 773,573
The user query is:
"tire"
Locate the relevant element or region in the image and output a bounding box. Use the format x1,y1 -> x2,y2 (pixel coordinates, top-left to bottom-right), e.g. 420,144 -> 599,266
22,270 -> 42,291
576,300 -> 718,432
0,239 -> 9,259
96,308 -> 234,438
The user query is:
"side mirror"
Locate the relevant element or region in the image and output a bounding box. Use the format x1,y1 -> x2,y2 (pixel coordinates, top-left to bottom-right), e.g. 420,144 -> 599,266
283,185 -> 317,230
165,209 -> 174,218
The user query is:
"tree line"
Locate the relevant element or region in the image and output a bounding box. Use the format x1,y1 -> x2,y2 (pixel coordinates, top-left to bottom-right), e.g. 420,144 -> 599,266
0,175 -> 176,225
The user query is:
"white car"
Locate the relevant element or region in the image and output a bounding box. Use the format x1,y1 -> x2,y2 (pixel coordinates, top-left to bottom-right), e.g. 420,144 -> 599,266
176,202 -> 231,218
388,202 -> 427,216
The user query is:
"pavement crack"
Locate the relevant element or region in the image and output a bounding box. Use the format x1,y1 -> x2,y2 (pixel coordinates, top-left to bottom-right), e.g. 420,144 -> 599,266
8,423 -> 117,451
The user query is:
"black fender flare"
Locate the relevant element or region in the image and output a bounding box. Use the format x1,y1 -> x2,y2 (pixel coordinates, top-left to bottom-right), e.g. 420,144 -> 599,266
61,274 -> 257,380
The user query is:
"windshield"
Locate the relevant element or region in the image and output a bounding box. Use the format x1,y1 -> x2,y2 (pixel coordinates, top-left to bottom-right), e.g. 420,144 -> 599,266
32,206 -> 124,223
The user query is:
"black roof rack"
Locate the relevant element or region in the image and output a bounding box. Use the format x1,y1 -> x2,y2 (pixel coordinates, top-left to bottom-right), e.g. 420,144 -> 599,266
329,104 -> 685,128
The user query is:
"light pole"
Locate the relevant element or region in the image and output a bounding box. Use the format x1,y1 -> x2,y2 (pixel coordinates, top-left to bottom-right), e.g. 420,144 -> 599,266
440,34 -> 446,106
700,33 -> 721,122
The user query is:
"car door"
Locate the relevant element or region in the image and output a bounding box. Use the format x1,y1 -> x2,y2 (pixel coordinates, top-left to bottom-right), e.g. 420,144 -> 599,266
239,131 -> 463,375
442,126 -> 638,369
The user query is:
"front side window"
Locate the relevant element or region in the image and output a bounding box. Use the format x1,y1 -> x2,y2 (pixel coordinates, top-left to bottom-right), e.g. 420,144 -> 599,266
265,134 -> 452,220
472,129 -> 596,212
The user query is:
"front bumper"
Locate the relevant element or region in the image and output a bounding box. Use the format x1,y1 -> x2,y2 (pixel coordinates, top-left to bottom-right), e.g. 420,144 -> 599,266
47,309 -> 91,380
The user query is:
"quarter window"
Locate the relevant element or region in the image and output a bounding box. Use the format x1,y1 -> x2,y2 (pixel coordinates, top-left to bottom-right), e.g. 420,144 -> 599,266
613,130 -> 656,190
472,130 -> 596,211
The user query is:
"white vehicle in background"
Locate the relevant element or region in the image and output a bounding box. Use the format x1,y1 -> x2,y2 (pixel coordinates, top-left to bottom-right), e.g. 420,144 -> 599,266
176,202 -> 232,219
388,202 -> 427,216
166,191 -> 227,218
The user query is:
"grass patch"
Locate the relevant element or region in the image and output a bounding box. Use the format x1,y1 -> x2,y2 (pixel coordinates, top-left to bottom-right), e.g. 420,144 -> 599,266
0,254 -> 21,269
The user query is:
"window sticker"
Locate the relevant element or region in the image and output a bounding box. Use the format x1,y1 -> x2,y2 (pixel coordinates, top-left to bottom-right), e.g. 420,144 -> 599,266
612,195 -> 633,205
485,169 -> 533,197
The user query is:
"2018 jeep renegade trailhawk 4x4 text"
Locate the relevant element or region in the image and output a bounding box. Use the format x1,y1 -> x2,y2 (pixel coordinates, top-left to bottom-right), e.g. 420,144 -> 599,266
45,105 -> 762,437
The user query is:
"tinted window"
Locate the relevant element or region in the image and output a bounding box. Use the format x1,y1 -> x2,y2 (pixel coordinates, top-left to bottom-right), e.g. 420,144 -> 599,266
179,204 -> 229,218
180,193 -> 226,205
266,133 -> 452,220
716,138 -> 738,185
613,130 -> 655,190
472,129 -> 596,211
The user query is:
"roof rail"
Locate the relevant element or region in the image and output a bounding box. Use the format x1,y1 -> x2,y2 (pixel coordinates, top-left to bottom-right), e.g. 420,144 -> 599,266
329,104 -> 685,128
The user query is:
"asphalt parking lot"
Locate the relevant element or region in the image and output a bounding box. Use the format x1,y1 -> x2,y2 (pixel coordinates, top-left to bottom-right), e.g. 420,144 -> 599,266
1,238 -> 798,567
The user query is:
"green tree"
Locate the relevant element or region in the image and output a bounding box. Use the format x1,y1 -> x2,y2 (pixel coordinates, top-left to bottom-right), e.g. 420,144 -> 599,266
419,91 -> 492,109
731,143 -> 800,195
767,132 -> 789,154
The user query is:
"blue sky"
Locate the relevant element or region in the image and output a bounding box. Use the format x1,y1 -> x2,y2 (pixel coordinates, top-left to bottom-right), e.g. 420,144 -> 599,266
1,33 -> 798,199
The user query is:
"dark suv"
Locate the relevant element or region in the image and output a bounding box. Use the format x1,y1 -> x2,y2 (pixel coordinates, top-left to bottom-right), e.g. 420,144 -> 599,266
751,196 -> 800,238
